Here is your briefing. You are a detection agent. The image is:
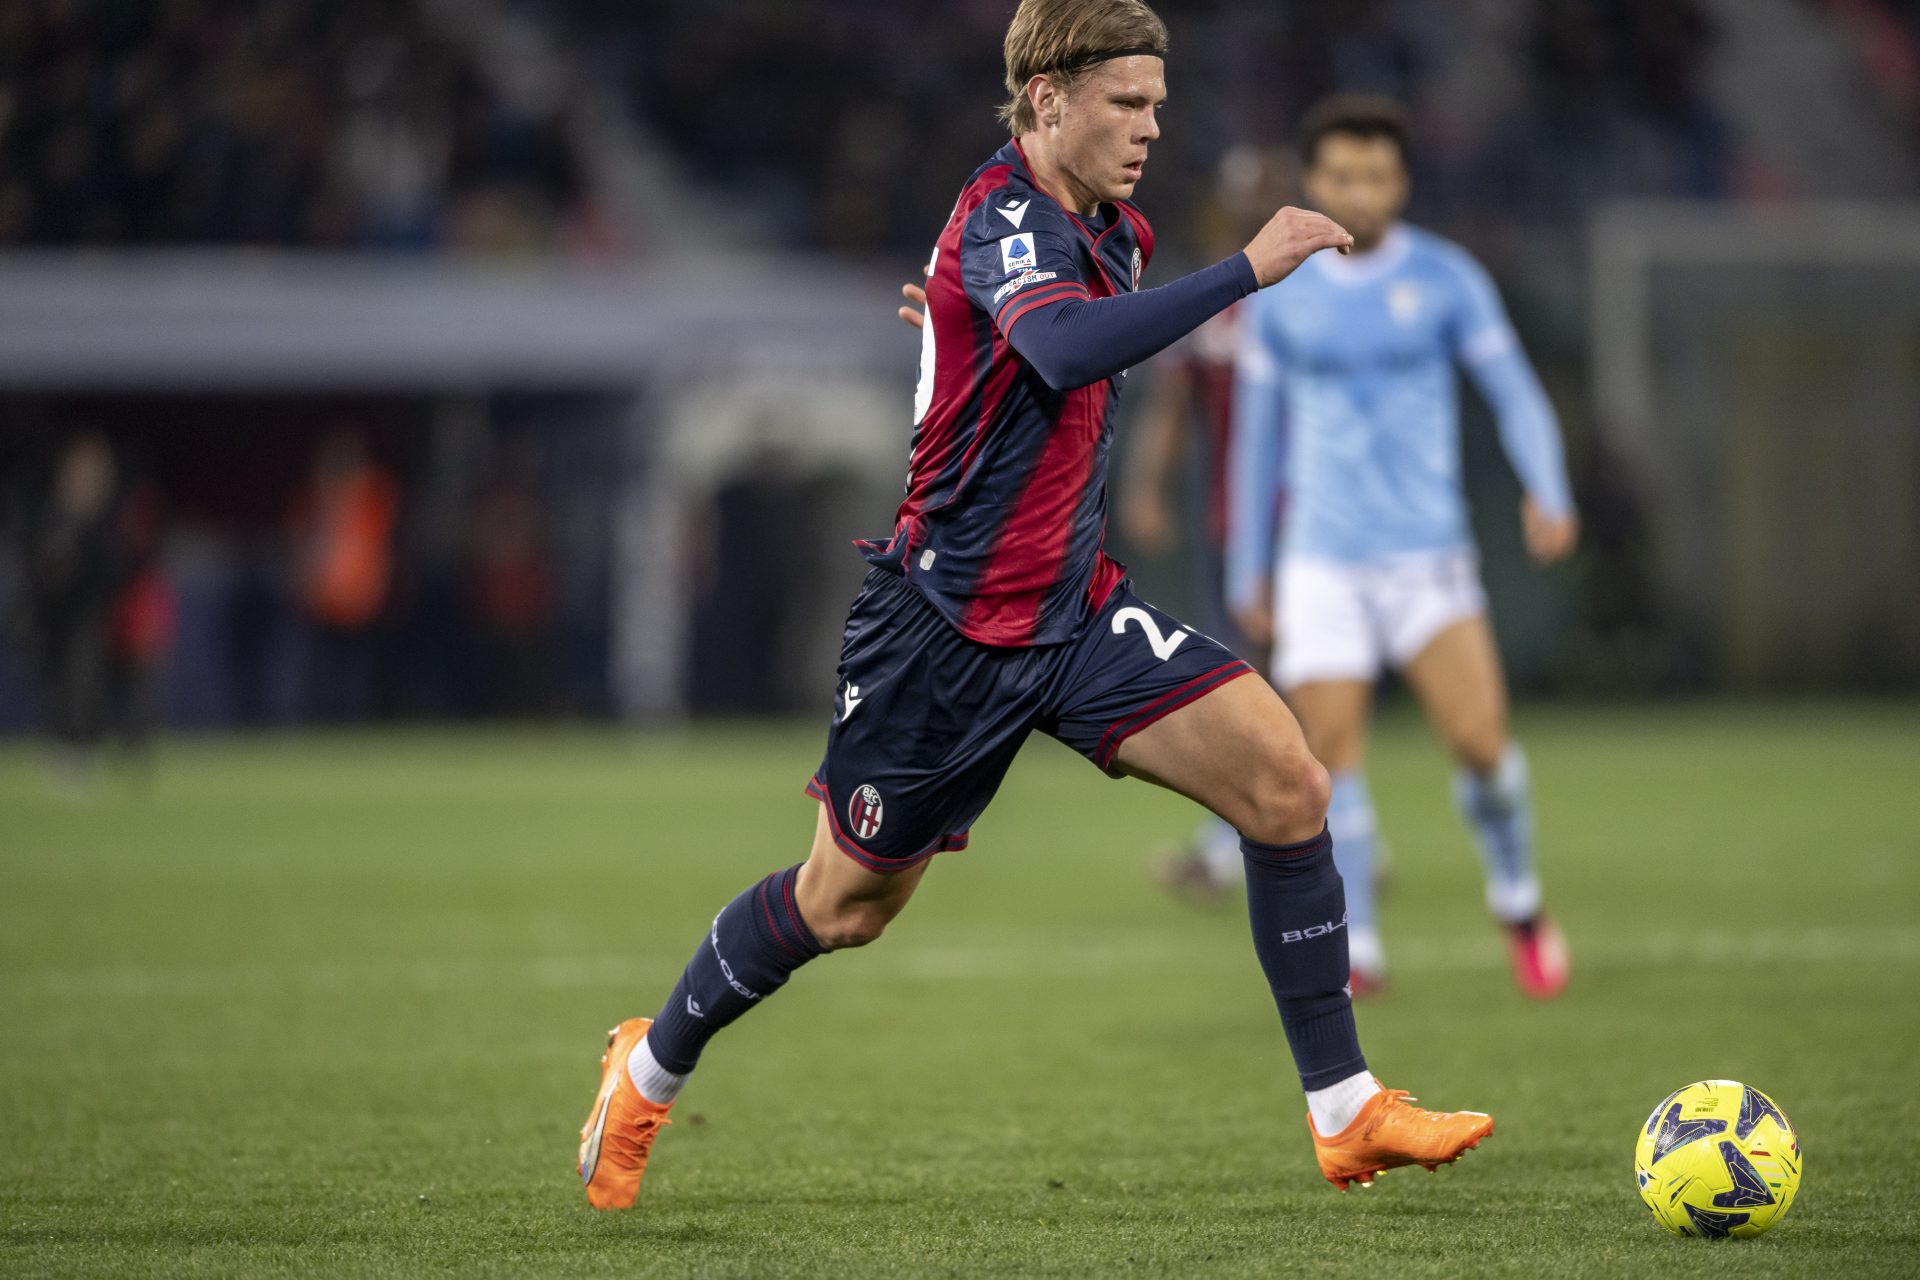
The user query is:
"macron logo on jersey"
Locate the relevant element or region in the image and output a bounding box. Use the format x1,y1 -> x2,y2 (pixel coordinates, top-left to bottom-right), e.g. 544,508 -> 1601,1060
998,199 -> 1030,228
1000,234 -> 1037,275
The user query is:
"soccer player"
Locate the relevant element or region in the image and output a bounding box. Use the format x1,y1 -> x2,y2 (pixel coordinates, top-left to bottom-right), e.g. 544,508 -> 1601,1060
1224,96 -> 1579,999
578,1 -> 1493,1210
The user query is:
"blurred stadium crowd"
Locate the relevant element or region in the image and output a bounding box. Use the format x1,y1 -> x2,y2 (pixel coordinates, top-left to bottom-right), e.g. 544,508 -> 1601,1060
0,0 -> 610,253
3,413 -> 619,758
2,0 -> 1918,756
568,0 -> 1920,253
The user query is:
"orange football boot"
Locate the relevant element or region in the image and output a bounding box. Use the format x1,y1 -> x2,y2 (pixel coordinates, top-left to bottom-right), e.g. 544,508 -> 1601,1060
578,1017 -> 674,1210
1311,1083 -> 1494,1190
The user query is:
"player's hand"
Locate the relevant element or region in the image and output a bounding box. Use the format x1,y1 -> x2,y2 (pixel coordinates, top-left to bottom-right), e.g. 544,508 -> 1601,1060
1119,487 -> 1177,556
898,282 -> 927,330
1522,497 -> 1579,566
1233,586 -> 1274,650
1243,207 -> 1354,288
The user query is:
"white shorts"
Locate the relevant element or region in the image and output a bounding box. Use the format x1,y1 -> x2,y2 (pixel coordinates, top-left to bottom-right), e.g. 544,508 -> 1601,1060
1273,551 -> 1487,689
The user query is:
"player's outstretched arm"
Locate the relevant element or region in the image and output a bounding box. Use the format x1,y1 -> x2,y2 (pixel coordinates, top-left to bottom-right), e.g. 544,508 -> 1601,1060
1446,251 -> 1578,567
1001,207 -> 1350,390
1004,209 -> 1350,390
1001,256 -> 1254,390
899,265 -> 1242,394
901,265 -> 1250,394
904,208 -> 1351,390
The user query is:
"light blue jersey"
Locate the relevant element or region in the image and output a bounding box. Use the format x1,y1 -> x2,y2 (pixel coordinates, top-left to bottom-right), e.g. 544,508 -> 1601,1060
1225,224 -> 1573,611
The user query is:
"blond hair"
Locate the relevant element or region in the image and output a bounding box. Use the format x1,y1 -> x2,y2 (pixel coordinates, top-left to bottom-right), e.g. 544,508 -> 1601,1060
997,0 -> 1169,135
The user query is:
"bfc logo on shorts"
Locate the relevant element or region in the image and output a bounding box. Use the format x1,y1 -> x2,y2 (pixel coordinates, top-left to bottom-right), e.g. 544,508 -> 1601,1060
848,784 -> 885,840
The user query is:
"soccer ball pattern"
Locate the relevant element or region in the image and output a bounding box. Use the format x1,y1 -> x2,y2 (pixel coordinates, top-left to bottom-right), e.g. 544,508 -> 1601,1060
1634,1080 -> 1801,1238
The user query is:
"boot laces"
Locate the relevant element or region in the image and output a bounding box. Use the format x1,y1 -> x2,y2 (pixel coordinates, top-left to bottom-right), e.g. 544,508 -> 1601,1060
1371,1088 -> 1450,1134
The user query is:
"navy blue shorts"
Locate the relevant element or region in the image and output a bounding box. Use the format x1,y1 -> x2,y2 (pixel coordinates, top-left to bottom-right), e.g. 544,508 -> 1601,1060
806,569 -> 1255,871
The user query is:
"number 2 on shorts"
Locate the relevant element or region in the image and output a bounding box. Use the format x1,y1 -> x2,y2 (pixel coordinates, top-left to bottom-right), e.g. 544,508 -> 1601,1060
1112,606 -> 1189,662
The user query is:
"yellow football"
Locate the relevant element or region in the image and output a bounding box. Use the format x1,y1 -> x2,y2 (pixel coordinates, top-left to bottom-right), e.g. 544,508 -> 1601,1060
1634,1080 -> 1801,1238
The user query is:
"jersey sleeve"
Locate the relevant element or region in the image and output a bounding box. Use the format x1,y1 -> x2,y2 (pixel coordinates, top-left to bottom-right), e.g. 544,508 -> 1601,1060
958,197 -> 1093,338
1443,249 -> 1576,519
962,191 -> 1256,391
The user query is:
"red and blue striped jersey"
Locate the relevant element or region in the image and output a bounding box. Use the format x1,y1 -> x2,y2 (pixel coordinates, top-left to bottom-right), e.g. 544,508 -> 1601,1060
858,138 -> 1151,648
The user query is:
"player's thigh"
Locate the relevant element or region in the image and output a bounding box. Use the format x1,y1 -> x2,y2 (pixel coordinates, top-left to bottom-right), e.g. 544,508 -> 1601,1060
1112,672 -> 1329,846
1284,678 -> 1374,773
795,803 -> 932,949
1042,587 -> 1324,844
1400,613 -> 1510,773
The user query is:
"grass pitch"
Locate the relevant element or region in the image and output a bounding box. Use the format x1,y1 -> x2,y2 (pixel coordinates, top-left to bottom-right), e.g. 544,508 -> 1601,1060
2,702 -> 1917,1277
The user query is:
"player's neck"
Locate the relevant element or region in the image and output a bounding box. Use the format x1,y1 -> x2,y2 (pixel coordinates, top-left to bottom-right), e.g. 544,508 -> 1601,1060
1016,133 -> 1101,217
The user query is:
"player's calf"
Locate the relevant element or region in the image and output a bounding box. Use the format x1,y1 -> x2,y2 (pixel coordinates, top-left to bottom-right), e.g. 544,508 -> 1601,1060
642,861 -> 827,1089
793,843 -> 924,950
1454,742 -> 1571,996
1242,826 -> 1363,1095
800,900 -> 893,950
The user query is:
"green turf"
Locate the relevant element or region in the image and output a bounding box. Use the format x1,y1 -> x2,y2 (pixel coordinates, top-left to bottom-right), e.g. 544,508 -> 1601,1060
2,702 -> 1917,1277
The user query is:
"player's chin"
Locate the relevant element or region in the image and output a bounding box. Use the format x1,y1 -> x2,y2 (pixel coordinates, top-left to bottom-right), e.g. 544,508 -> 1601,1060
1345,217 -> 1389,246
1110,171 -> 1143,200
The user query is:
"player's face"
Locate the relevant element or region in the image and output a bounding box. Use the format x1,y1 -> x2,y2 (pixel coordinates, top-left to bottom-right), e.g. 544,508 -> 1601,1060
1304,134 -> 1409,253
1053,57 -> 1165,208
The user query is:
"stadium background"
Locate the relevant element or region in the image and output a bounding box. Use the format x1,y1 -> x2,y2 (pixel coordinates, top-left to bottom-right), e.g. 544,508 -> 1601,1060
2,2 -> 1917,1276
4,0 -> 1917,729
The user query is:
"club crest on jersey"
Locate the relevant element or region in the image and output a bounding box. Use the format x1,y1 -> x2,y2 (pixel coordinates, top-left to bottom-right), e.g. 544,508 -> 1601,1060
848,784 -> 885,840
1389,281 -> 1424,325
1131,246 -> 1142,291
999,234 -> 1037,275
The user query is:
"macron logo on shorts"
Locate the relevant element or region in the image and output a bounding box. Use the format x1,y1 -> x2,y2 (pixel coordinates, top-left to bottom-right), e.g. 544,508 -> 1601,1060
841,684 -> 863,720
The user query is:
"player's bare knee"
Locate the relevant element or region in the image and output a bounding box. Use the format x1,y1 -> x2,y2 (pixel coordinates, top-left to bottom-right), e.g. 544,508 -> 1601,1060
1291,751 -> 1333,824
1454,727 -> 1507,776
1241,747 -> 1330,844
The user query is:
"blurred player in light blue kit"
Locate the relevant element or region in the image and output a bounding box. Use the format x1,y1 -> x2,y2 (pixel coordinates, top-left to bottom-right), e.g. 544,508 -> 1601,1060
1225,97 -> 1579,997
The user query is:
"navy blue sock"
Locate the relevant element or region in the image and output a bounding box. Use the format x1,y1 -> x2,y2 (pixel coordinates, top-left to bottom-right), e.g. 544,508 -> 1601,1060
645,864 -> 824,1075
1242,826 -> 1368,1090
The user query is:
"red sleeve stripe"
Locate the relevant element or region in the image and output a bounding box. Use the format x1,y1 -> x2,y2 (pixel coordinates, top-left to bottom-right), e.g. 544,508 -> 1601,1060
998,282 -> 1091,333
994,279 -> 1091,323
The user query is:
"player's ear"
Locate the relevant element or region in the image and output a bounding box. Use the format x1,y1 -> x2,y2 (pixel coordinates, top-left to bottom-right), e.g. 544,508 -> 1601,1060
1028,74 -> 1062,129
